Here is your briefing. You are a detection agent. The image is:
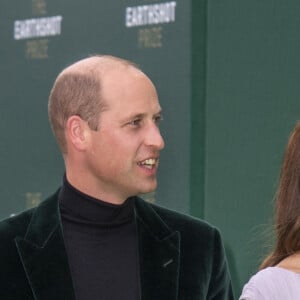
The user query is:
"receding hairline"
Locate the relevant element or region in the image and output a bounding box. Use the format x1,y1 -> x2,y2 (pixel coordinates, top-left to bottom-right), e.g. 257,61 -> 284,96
58,55 -> 143,79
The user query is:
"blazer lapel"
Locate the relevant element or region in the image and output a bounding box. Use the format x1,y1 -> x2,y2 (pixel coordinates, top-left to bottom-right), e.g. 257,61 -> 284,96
135,198 -> 180,300
15,192 -> 75,300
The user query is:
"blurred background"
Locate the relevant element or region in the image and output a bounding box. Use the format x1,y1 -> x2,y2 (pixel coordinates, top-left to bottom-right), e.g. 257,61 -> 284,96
1,0 -> 300,297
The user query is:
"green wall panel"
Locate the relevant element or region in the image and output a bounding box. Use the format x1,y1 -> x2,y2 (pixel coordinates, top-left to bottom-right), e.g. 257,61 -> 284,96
0,0 -> 196,220
205,0 -> 300,296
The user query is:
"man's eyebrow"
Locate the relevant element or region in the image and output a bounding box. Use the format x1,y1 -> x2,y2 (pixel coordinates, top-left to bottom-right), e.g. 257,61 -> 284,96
124,110 -> 162,120
127,113 -> 146,120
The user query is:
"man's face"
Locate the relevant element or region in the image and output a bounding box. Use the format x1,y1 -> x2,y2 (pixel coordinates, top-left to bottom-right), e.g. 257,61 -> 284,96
85,67 -> 165,203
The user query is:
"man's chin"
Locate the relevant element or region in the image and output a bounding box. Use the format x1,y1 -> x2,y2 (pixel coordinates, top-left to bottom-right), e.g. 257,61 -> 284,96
137,184 -> 157,196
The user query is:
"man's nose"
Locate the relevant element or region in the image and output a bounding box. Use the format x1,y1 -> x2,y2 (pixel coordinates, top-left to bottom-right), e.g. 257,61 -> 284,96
145,123 -> 165,150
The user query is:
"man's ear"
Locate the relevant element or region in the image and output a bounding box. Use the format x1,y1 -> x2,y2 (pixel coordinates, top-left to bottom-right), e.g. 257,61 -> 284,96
66,115 -> 90,151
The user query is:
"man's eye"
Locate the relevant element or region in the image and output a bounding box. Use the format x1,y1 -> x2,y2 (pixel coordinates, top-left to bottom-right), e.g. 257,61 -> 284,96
154,115 -> 163,125
129,119 -> 141,126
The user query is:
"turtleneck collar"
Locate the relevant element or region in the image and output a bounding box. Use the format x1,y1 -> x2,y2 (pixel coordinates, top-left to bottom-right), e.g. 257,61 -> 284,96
59,176 -> 135,227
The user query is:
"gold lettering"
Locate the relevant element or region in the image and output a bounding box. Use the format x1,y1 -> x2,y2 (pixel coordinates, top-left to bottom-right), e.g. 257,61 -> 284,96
32,0 -> 47,15
141,192 -> 156,203
26,39 -> 48,59
138,26 -> 162,48
25,192 -> 42,209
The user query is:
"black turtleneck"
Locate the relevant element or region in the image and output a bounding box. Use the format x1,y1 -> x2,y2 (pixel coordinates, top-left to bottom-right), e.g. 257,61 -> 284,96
59,177 -> 140,300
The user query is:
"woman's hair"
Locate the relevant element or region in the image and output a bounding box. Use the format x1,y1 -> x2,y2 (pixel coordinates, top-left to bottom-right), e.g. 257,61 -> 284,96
261,121 -> 300,268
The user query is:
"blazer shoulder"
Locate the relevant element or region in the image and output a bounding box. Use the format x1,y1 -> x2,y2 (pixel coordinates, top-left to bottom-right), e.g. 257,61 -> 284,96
136,199 -> 233,298
0,189 -> 59,241
0,208 -> 35,240
137,199 -> 220,242
0,208 -> 36,274
150,201 -> 217,231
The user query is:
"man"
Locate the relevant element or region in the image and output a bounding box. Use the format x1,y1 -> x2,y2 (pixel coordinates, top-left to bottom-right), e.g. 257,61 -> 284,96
0,55 -> 233,299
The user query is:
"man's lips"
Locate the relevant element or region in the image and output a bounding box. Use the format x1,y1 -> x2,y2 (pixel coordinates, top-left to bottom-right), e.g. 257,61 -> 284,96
137,158 -> 159,169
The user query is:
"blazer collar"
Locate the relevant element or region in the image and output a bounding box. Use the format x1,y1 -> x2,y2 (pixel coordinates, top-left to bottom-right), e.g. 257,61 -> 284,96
135,198 -> 180,300
14,192 -> 180,300
15,190 -> 76,300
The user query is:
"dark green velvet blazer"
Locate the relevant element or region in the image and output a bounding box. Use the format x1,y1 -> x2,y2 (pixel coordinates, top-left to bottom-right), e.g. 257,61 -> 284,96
0,190 -> 233,300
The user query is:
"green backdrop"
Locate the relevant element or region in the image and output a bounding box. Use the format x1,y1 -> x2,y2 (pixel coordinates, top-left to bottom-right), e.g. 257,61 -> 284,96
1,0 -> 300,297
0,0 -> 193,217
